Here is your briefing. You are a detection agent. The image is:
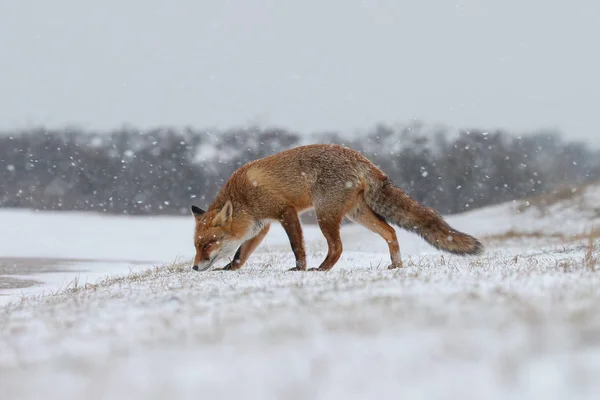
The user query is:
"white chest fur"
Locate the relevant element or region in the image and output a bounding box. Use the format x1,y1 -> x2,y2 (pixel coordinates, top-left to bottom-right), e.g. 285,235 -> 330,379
242,219 -> 270,242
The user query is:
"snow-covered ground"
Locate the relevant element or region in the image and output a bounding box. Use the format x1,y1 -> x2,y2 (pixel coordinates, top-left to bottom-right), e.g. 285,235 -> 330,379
1,185 -> 599,399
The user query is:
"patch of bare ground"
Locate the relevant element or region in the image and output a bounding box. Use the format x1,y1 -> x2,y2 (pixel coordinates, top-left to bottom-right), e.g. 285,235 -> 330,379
0,277 -> 42,290
0,256 -> 155,292
0,257 -> 79,276
483,226 -> 600,245
515,180 -> 600,217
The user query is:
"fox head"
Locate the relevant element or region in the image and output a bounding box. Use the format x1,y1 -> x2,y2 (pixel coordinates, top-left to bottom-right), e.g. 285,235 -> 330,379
190,200 -> 242,271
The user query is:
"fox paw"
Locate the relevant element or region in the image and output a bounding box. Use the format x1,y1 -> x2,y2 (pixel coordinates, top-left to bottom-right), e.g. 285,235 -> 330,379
387,262 -> 403,270
308,267 -> 331,272
288,266 -> 306,271
214,262 -> 239,271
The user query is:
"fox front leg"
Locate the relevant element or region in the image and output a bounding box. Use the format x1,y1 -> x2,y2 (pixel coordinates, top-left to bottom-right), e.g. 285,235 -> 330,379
280,207 -> 307,271
214,223 -> 271,271
214,246 -> 243,271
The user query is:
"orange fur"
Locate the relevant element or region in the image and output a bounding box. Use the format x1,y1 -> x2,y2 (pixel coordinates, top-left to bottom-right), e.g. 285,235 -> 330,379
190,144 -> 484,272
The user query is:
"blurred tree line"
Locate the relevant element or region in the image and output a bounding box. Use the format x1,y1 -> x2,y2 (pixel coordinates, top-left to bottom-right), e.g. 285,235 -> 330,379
0,122 -> 598,216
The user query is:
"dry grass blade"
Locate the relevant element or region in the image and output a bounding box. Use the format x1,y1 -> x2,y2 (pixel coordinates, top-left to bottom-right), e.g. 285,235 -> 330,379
583,227 -> 599,271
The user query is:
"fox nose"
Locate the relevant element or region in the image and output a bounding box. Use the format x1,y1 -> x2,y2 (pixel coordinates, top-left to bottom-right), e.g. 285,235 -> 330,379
192,265 -> 199,271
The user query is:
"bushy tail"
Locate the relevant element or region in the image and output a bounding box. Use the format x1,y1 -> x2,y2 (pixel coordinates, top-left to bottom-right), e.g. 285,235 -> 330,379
365,178 -> 484,256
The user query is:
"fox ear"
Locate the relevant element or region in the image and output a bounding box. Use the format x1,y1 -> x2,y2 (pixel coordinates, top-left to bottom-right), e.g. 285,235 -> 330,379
212,200 -> 233,227
191,205 -> 205,217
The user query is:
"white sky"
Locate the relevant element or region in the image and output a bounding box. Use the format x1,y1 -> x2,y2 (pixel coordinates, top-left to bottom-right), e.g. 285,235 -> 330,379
1,0 -> 598,144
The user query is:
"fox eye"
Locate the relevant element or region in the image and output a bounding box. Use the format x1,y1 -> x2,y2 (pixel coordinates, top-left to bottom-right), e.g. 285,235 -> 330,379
203,242 -> 212,250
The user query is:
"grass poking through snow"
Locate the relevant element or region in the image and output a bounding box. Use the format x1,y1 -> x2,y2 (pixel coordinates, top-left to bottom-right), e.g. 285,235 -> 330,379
1,215 -> 600,399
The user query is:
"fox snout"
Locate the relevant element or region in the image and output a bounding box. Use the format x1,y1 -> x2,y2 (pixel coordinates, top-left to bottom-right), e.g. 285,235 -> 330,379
192,254 -> 215,272
192,243 -> 240,272
192,264 -> 211,272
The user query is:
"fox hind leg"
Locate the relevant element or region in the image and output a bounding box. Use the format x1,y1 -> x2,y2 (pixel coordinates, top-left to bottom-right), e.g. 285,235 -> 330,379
311,198 -> 355,271
310,184 -> 371,271
311,216 -> 344,271
347,197 -> 402,269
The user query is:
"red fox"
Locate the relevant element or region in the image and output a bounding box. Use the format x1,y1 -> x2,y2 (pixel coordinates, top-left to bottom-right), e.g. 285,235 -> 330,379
191,143 -> 483,272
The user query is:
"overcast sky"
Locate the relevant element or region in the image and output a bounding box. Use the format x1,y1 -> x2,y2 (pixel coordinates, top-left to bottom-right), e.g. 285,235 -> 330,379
1,0 -> 598,144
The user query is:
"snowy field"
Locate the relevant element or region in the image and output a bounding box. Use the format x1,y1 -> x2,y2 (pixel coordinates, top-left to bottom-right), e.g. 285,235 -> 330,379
1,184 -> 599,399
